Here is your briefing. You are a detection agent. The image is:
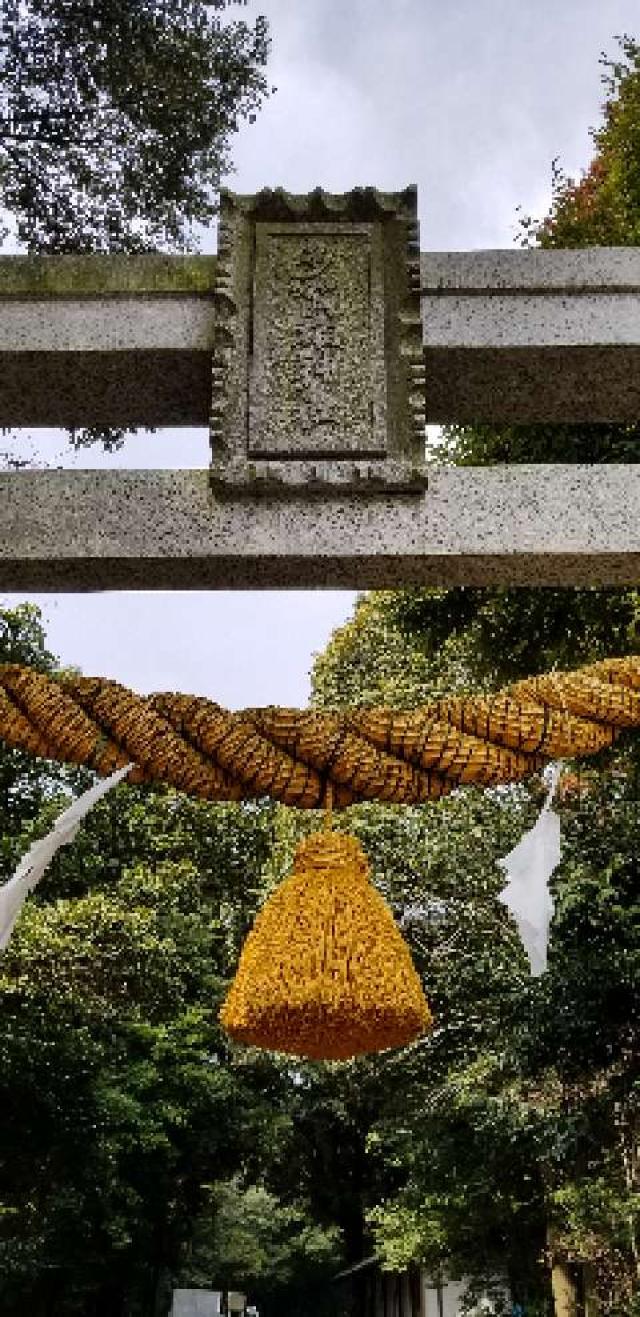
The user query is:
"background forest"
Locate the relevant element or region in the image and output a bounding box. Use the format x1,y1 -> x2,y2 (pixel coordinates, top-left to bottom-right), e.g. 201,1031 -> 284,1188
0,5 -> 638,1315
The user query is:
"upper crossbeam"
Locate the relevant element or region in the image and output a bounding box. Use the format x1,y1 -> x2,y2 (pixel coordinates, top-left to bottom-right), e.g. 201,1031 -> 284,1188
0,246 -> 638,428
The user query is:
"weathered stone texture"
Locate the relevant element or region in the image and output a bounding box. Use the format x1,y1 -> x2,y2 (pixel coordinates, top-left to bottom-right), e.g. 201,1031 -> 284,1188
209,187 -> 425,491
250,227 -> 379,456
0,243 -> 639,429
0,257 -> 218,427
422,248 -> 640,421
2,466 -> 640,590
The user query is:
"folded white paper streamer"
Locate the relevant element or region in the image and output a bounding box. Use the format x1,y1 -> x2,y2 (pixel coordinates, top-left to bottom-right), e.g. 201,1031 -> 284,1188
497,764 -> 562,976
0,764 -> 133,950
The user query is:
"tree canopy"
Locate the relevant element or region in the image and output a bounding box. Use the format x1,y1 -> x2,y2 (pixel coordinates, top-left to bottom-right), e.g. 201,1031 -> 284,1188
0,607 -> 347,1317
0,0 -> 271,450
0,0 -> 270,253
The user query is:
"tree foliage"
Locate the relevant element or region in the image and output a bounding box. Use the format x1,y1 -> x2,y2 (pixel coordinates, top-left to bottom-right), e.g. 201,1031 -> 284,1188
308,47 -> 640,1306
0,0 -> 270,253
0,788 -> 284,1311
441,36 -> 640,469
0,606 -> 348,1316
0,0 -> 271,450
0,605 -> 90,873
184,1180 -> 343,1317
311,593 -> 640,1313
535,36 -> 640,250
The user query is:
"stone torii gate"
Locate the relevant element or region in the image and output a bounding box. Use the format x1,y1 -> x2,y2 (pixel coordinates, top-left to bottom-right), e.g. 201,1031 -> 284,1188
1,184 -> 639,591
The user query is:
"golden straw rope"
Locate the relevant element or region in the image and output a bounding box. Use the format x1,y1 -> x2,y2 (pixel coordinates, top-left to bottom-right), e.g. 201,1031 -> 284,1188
0,655 -> 637,808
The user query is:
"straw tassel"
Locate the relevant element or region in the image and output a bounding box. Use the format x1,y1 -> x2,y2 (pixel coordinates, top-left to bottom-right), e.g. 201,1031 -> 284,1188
220,828 -> 432,1061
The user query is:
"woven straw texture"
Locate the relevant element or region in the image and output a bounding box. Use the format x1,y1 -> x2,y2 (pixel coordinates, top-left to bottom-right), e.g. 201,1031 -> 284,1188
0,655 -> 636,807
220,830 -> 432,1060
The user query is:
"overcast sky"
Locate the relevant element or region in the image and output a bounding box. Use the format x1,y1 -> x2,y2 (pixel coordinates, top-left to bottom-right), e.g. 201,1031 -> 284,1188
2,0 -> 639,706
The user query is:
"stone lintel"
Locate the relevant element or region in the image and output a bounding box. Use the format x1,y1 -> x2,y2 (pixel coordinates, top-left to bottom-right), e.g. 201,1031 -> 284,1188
0,255 -> 218,428
0,295 -> 217,427
1,465 -> 640,590
421,247 -> 640,292
0,246 -> 639,430
421,248 -> 640,422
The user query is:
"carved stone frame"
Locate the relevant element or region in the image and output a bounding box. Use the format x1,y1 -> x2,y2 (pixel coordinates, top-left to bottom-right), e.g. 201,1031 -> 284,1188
210,187 -> 426,493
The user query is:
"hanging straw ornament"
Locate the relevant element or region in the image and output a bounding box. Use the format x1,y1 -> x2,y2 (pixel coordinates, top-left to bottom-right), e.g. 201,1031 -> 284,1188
220,801 -> 432,1061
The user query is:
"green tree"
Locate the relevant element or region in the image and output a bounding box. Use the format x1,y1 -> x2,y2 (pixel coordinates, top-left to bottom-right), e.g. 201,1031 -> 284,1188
311,593 -> 640,1313
0,604 -> 89,875
310,41 -> 640,1274
0,797 -> 289,1314
388,59 -> 640,1312
0,606 -> 313,1314
0,0 -> 271,451
309,50 -> 640,1289
0,606 -> 356,1315
444,35 -> 640,470
535,36 -> 640,251
0,0 -> 270,254
248,769 -> 549,1302
183,1180 -> 343,1317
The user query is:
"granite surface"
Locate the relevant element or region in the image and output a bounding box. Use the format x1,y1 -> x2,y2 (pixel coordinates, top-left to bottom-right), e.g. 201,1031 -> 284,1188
0,245 -> 638,430
1,465 -> 639,590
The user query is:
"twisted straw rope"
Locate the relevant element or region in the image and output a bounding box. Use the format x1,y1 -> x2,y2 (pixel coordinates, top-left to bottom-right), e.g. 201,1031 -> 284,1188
0,656 -> 638,808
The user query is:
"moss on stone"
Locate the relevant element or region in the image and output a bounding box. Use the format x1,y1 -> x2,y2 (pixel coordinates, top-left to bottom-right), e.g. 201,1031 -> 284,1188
0,254 -> 218,296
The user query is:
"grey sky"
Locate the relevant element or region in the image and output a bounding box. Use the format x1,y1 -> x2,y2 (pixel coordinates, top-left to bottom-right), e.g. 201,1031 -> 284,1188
2,0 -> 638,706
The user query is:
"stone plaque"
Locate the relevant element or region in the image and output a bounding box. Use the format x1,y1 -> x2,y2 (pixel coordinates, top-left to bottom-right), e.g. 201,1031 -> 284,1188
249,224 -> 384,457
210,187 -> 426,492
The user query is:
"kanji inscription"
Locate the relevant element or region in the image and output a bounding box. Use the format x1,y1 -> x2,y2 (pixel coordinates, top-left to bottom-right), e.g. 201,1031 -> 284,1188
209,187 -> 426,492
250,226 -> 383,457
